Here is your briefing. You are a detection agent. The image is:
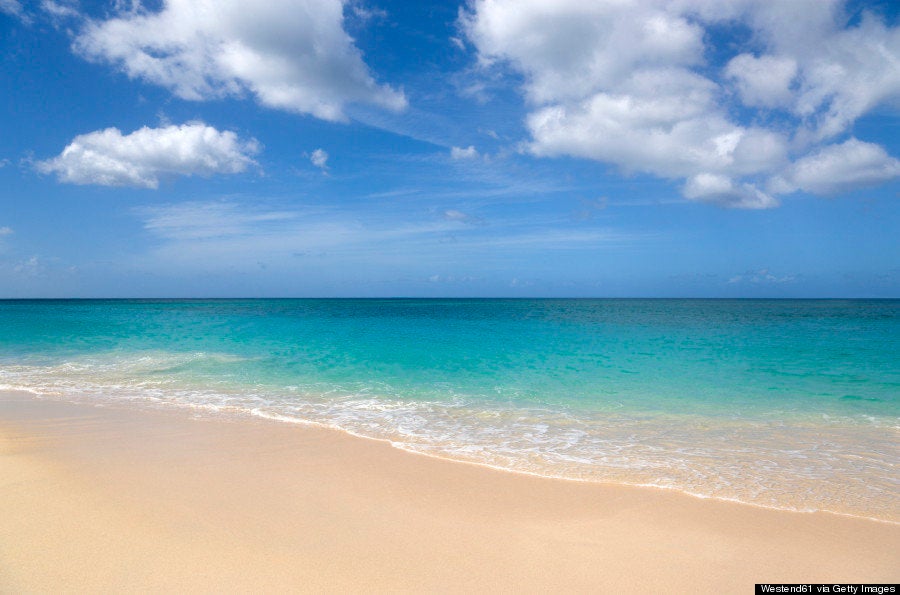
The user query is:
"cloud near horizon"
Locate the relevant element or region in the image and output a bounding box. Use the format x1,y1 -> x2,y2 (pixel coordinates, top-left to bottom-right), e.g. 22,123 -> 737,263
133,200 -> 642,273
462,0 -> 900,208
72,0 -> 407,122
37,123 -> 259,188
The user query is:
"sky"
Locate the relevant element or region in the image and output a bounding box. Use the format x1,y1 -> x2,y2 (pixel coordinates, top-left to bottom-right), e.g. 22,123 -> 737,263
0,0 -> 898,298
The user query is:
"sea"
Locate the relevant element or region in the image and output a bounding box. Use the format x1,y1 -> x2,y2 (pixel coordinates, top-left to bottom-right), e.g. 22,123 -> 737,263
0,298 -> 897,522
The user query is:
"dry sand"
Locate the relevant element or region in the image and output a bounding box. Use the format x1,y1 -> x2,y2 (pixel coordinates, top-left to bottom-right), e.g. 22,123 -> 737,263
1,391 -> 897,593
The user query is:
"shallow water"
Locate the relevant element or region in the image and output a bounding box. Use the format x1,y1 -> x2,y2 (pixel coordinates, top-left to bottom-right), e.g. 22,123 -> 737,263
1,299 -> 897,520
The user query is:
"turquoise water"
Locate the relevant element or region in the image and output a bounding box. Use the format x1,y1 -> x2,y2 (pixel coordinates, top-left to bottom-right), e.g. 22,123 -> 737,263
1,299 -> 897,520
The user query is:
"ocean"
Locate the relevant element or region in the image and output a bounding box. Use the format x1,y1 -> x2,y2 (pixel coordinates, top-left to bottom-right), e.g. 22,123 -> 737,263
1,298 -> 897,521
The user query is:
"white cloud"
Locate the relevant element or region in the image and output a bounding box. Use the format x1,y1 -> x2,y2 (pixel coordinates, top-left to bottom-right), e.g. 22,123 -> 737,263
462,0 -> 900,207
427,274 -> 479,283
13,255 -> 42,276
133,201 -> 643,275
443,209 -> 470,221
37,122 -> 259,188
0,0 -> 24,19
526,69 -> 788,180
442,209 -> 484,225
310,148 -> 329,170
463,0 -> 705,105
40,0 -> 80,22
0,226 -> 11,257
786,11 -> 900,141
769,138 -> 900,195
450,145 -> 479,159
72,0 -> 406,122
728,269 -> 797,285
349,4 -> 387,23
140,201 -> 297,240
683,174 -> 777,210
725,54 -> 797,109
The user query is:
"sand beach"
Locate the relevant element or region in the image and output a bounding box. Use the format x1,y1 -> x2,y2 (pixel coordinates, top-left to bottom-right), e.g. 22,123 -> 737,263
2,391 -> 897,593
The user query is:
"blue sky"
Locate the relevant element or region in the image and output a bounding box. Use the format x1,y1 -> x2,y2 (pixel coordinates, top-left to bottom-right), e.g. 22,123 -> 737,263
1,0 -> 898,297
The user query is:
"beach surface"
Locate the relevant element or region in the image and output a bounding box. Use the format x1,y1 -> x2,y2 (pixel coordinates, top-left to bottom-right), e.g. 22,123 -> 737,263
1,391 -> 897,593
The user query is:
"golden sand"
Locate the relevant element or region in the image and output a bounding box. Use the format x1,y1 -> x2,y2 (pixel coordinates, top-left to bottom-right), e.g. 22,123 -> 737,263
1,391 -> 897,593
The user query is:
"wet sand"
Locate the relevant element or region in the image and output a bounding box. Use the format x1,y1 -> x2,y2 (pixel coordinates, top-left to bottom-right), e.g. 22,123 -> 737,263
1,391 -> 897,593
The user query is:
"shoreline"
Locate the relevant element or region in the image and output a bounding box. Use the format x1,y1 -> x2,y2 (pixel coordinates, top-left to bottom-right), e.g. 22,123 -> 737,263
250,406 -> 900,527
2,390 -> 898,591
8,386 -> 897,525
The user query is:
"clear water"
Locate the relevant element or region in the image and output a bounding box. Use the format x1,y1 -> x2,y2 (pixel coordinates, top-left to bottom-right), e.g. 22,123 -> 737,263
1,299 -> 897,521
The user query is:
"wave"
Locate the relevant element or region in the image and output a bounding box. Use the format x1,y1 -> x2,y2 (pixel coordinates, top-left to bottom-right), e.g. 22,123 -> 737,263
1,350 -> 898,522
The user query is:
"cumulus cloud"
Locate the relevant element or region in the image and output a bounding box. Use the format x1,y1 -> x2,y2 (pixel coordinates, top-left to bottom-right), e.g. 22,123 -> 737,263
462,0 -> 900,208
450,145 -> 479,159
464,0 -> 705,104
525,69 -> 788,178
0,226 -> 13,236
37,123 -> 259,188
725,54 -> 797,109
769,138 -> 900,195
310,148 -> 329,170
73,0 -> 406,122
683,174 -> 778,210
785,11 -> 900,141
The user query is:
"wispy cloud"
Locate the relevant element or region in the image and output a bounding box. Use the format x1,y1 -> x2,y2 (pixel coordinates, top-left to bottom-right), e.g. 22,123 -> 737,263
140,202 -> 298,241
450,145 -> 478,160
134,200 -> 650,276
40,0 -> 79,26
0,0 -> 29,23
427,274 -> 480,283
572,197 -> 608,221
442,209 -> 485,225
0,225 -> 12,255
12,255 -> 42,276
728,269 -> 797,285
